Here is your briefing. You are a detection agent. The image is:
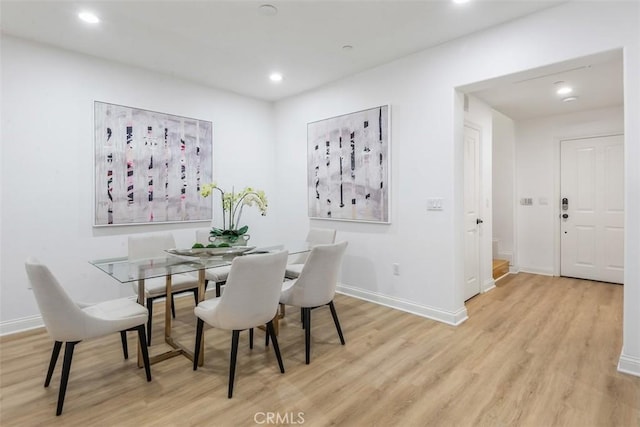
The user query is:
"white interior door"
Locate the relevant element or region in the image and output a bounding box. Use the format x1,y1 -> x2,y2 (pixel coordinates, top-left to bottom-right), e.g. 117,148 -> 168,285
464,124 -> 481,300
560,135 -> 624,284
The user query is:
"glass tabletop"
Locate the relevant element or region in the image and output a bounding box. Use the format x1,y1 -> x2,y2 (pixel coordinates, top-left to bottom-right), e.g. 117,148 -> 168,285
90,241 -> 310,283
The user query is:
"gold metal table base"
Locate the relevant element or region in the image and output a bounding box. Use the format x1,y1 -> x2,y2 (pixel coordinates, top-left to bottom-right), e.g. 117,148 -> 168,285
137,269 -> 206,367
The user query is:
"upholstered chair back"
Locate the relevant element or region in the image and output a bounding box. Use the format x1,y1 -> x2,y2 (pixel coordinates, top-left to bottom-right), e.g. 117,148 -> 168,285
287,241 -> 347,307
128,232 -> 176,261
196,251 -> 288,331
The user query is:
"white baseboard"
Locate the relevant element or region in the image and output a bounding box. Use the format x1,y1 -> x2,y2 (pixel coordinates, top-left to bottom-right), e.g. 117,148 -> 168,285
518,267 -> 554,276
336,283 -> 468,326
618,352 -> 640,377
0,315 -> 44,336
482,278 -> 496,293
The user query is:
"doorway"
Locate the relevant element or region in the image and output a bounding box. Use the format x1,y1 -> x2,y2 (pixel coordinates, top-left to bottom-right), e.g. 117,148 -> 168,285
457,49 -> 624,303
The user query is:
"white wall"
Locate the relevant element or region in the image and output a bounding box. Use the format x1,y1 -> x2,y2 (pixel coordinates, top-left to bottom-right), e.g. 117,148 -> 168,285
492,111 -> 515,265
274,64 -> 468,324
0,36 -> 277,331
515,106 -> 624,275
274,1 -> 639,374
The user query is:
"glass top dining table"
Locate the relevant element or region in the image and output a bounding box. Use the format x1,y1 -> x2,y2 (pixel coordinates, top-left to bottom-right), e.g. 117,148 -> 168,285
90,241 -> 310,283
89,241 -> 310,367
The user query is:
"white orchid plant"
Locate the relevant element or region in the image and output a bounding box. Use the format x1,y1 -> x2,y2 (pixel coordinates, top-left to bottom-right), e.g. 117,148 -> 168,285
200,183 -> 268,243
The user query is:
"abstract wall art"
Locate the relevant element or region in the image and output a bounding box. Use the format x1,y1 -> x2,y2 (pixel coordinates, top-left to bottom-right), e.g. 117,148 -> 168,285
307,105 -> 390,223
94,101 -> 213,226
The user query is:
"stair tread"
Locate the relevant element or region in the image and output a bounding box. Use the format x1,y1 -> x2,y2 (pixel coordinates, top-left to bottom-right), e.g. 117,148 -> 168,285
492,259 -> 510,280
492,259 -> 509,268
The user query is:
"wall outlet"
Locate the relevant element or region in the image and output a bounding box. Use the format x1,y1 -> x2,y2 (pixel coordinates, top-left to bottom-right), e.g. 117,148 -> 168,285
392,263 -> 400,275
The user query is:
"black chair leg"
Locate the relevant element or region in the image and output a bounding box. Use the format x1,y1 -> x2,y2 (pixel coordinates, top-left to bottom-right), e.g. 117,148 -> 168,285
216,282 -> 221,298
193,288 -> 199,305
171,294 -> 176,318
56,341 -> 79,416
328,301 -> 345,345
120,331 -> 129,359
146,298 -> 153,347
193,318 -> 204,371
267,321 -> 285,373
228,330 -> 240,398
45,341 -> 62,387
304,308 -> 311,364
265,328 -> 270,347
249,328 -> 254,349
135,326 -> 152,381
301,307 -> 305,327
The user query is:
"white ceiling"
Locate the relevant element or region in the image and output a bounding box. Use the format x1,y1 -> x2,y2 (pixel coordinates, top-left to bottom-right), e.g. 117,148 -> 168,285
1,0 -> 566,102
464,49 -> 624,120
1,0 -> 623,119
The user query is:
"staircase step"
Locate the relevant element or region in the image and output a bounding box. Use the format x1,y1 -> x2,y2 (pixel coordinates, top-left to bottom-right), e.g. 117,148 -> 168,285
493,259 -> 510,280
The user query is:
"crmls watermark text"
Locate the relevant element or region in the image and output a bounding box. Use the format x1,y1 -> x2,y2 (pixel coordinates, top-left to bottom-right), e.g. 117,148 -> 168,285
254,411 -> 305,424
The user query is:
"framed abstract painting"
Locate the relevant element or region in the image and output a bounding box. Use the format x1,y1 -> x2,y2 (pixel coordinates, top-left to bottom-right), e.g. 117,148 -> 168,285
307,105 -> 390,223
94,101 -> 213,226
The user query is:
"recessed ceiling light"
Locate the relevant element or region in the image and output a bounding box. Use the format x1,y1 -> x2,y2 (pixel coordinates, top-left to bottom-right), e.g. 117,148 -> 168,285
556,86 -> 573,95
269,72 -> 283,82
342,45 -> 354,51
452,0 -> 471,4
258,4 -> 278,16
78,11 -> 100,24
562,96 -> 578,102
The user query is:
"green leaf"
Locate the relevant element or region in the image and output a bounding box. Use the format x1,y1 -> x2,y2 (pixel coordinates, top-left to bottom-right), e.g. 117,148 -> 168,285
237,225 -> 249,235
210,228 -> 224,236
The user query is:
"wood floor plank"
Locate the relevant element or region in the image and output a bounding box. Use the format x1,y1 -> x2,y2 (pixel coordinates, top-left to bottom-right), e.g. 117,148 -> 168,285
1,273 -> 638,426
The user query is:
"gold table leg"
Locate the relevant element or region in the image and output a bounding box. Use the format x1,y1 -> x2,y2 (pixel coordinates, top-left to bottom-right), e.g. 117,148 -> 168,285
197,269 -> 205,366
164,274 -> 172,341
137,270 -> 207,366
137,278 -> 145,368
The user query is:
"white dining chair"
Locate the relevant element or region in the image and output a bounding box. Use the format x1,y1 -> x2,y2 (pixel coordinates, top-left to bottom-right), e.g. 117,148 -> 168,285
25,258 -> 151,416
193,250 -> 288,398
278,241 -> 347,364
285,228 -> 336,279
195,229 -> 231,297
128,232 -> 200,345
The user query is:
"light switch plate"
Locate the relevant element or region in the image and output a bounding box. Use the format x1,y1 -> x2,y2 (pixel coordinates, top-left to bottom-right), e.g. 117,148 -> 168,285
427,198 -> 443,211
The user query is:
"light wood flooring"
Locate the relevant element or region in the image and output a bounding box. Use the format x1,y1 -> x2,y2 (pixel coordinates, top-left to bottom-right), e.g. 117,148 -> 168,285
1,273 -> 639,426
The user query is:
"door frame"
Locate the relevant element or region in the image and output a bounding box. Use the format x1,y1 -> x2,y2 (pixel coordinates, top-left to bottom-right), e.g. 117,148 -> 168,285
553,132 -> 624,276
